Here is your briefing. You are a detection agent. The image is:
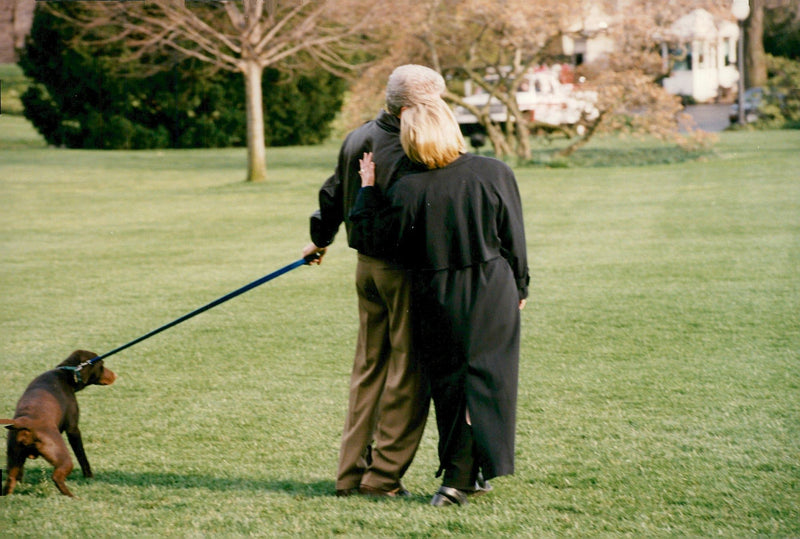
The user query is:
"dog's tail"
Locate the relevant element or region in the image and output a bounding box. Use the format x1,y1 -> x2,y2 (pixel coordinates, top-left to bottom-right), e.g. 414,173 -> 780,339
1,419 -> 34,446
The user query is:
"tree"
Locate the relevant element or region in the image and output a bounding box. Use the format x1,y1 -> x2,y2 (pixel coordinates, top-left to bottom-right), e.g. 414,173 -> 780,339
19,3 -> 345,149
764,0 -> 800,59
749,0 -> 800,87
72,0 -> 377,182
357,0 -> 722,162
747,0 -> 769,89
352,0 -> 599,161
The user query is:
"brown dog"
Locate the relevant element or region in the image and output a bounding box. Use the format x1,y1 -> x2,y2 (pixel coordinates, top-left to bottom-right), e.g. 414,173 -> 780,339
2,350 -> 116,496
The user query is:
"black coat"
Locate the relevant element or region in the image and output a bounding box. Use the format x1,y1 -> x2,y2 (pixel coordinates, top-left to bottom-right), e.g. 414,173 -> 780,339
350,153 -> 529,479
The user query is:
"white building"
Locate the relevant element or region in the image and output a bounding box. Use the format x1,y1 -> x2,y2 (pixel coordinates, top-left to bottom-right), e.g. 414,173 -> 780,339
560,3 -> 616,67
560,6 -> 743,103
660,9 -> 741,102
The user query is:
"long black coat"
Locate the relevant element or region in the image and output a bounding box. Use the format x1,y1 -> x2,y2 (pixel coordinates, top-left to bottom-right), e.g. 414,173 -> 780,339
350,153 -> 529,479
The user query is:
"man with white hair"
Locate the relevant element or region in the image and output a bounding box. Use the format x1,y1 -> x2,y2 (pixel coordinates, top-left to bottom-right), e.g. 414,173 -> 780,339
302,65 -> 445,497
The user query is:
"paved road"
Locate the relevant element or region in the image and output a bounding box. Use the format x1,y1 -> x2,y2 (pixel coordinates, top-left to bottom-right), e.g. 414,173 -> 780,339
683,104 -> 731,132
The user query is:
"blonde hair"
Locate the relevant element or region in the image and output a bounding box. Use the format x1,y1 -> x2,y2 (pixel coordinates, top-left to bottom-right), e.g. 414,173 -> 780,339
385,64 -> 446,115
400,98 -> 466,169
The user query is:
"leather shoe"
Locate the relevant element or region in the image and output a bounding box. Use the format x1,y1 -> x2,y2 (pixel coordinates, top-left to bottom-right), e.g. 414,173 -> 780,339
430,485 -> 468,507
358,484 -> 411,498
335,487 -> 359,497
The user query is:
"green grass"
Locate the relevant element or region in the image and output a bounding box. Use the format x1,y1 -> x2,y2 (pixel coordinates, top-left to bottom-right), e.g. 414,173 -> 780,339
1,118 -> 798,536
0,114 -> 45,150
0,63 -> 30,116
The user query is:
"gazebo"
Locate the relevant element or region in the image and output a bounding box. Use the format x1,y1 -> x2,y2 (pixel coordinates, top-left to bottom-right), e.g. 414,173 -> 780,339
660,9 -> 741,102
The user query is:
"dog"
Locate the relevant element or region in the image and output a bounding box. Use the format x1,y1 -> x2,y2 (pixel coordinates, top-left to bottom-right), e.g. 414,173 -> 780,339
2,350 -> 116,496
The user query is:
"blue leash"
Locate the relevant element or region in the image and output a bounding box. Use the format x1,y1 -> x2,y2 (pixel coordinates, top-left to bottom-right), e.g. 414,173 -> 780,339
70,255 -> 317,377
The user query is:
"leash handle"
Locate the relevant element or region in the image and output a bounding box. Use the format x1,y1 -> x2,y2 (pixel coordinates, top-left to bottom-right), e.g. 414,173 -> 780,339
86,255 -> 318,366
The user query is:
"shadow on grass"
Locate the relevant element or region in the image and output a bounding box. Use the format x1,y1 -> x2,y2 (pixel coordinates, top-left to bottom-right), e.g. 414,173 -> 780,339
4,467 -> 331,497
10,467 -> 433,503
96,470 -> 335,497
527,145 -> 714,168
96,471 -> 433,503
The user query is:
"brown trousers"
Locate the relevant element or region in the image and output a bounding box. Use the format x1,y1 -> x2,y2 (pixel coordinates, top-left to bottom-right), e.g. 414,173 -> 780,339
336,254 -> 430,491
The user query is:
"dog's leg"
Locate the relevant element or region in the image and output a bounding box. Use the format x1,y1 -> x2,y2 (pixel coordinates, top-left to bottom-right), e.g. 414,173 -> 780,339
36,429 -> 75,497
3,463 -> 25,496
66,428 -> 93,478
4,430 -> 29,496
3,466 -> 21,496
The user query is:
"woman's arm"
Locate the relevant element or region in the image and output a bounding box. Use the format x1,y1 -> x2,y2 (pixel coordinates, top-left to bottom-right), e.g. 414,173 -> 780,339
348,153 -> 402,259
495,164 -> 530,304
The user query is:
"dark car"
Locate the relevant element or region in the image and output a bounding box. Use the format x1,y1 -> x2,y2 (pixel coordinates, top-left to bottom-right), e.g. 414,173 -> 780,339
729,87 -> 764,123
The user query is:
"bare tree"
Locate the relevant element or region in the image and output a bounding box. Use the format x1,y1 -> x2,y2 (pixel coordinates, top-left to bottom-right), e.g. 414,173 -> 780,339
75,0 -> 377,182
345,0 -> 728,162
417,0 -> 589,161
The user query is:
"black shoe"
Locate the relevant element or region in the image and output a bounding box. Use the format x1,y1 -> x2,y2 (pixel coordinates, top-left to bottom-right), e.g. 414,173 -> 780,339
430,486 -> 468,507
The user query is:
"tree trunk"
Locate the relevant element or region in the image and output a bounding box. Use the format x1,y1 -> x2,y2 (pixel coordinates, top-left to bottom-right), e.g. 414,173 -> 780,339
486,121 -> 513,159
514,121 -> 532,161
746,0 -> 768,89
243,59 -> 267,183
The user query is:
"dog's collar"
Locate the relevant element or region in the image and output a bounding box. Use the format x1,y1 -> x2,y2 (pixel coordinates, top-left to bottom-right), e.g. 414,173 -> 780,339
57,365 -> 83,385
58,357 -> 95,386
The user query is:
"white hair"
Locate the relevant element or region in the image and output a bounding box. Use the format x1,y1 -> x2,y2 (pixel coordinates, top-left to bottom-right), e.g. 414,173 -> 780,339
385,64 -> 446,115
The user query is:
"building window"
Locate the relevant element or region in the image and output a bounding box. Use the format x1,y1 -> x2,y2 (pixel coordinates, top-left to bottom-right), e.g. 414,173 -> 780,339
723,39 -> 732,66
672,44 -> 692,71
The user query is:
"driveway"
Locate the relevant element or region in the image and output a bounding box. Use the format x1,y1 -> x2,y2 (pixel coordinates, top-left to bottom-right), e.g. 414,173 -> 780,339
683,104 -> 731,132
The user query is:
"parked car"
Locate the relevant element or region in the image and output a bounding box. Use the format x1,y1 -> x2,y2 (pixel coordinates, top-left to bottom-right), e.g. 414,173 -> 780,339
729,87 -> 763,123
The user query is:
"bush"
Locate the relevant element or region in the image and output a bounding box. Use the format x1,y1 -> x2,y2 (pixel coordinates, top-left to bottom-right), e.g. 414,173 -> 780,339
753,55 -> 800,129
19,4 -> 346,149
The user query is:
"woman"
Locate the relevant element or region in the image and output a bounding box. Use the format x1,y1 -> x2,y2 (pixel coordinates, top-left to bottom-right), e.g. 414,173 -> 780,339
349,98 -> 529,506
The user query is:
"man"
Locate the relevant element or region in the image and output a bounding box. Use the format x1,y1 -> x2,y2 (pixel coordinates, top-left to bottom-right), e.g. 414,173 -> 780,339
302,65 -> 446,497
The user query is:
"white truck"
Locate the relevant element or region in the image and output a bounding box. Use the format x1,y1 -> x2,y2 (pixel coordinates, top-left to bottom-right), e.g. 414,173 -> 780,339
453,66 -> 599,146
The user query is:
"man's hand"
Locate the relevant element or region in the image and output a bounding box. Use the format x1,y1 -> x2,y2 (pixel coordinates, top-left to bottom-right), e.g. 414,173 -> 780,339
303,242 -> 327,265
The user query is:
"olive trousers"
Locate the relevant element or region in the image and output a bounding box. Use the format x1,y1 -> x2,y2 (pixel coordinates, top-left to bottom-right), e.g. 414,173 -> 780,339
336,254 -> 430,492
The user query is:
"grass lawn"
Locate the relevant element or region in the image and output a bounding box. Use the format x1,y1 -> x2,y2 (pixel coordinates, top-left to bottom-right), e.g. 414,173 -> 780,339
1,114 -> 798,536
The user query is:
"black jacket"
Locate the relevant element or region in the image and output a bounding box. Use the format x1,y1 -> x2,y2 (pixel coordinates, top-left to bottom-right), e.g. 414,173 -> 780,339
310,110 -> 424,249
350,153 -> 529,299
